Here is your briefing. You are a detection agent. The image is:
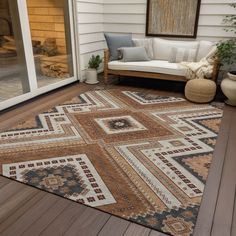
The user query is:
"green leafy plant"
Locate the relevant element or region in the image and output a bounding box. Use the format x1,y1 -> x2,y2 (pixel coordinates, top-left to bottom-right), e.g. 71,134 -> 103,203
216,39 -> 236,66
223,3 -> 236,35
216,3 -> 236,72
88,55 -> 102,70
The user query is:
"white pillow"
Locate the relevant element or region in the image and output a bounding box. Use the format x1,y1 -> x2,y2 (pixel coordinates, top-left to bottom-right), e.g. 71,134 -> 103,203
169,47 -> 197,63
197,41 -> 215,61
153,38 -> 199,61
132,38 -> 154,60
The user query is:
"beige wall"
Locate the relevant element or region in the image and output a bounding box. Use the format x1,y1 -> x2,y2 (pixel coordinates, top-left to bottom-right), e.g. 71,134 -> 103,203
27,0 -> 66,54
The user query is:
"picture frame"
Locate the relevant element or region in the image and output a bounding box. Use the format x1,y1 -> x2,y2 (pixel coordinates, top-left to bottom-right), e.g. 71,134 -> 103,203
146,0 -> 201,38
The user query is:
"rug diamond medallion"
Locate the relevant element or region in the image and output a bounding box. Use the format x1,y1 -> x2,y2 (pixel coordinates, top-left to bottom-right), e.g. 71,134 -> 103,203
94,115 -> 147,134
0,88 -> 223,236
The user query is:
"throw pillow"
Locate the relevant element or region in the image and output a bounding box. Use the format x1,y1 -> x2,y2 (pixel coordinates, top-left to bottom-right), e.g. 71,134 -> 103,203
118,47 -> 150,62
104,33 -> 133,61
153,38 -> 199,61
169,47 -> 197,63
197,41 -> 215,61
132,38 -> 154,59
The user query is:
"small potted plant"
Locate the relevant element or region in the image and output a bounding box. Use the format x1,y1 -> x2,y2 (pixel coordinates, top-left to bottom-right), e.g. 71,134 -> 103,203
217,39 -> 236,79
217,3 -> 236,77
85,55 -> 102,84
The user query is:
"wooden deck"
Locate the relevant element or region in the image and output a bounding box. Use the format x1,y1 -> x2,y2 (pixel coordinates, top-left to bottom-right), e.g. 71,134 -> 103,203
0,79 -> 235,236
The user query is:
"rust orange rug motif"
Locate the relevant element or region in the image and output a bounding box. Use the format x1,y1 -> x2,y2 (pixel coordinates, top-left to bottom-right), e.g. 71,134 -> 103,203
0,89 -> 223,236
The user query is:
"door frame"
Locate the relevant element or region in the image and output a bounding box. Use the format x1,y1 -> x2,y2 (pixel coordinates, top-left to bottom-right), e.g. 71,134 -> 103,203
0,0 -> 80,111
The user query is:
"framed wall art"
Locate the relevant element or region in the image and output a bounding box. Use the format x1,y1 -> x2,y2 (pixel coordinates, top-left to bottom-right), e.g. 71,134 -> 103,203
146,0 -> 201,38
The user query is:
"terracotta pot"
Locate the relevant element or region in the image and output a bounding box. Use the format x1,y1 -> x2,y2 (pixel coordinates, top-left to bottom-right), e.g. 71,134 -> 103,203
85,69 -> 99,84
221,73 -> 236,106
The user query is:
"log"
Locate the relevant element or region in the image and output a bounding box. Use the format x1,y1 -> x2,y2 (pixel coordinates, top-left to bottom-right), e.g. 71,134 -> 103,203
3,36 -> 14,42
2,41 -> 16,51
41,38 -> 58,57
40,55 -> 70,78
2,36 -> 16,51
0,47 -> 16,58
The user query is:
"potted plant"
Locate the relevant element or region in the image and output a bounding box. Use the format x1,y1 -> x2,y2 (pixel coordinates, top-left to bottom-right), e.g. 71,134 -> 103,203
218,3 -> 236,105
217,39 -> 236,78
85,55 -> 102,84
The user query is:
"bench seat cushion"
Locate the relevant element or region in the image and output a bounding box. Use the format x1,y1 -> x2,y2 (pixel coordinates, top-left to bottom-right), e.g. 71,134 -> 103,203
108,60 -> 187,76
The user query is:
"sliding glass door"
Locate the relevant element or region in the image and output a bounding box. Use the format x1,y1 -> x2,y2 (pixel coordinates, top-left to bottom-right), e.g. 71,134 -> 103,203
0,0 -> 78,110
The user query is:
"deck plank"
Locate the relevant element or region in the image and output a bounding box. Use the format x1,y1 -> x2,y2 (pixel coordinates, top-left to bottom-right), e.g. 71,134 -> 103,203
0,177 -> 10,189
98,216 -> 130,236
193,106 -> 233,236
0,185 -> 38,222
231,187 -> 236,236
149,230 -> 169,236
211,107 -> 236,236
123,223 -> 151,236
1,194 -> 59,236
0,181 -> 29,205
0,191 -> 46,233
40,202 -> 88,236
22,198 -> 71,236
63,207 -> 110,236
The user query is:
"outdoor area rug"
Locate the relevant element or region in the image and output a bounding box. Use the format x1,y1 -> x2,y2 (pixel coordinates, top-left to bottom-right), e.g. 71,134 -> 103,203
0,88 -> 223,236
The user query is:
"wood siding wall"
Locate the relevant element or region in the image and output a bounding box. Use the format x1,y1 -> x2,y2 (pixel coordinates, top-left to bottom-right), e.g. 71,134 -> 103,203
76,0 -> 234,79
77,0 -> 105,80
27,0 -> 66,54
103,0 -> 235,41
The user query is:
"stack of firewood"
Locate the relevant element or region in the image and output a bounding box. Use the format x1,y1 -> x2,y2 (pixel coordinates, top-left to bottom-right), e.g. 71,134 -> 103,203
40,55 -> 70,78
0,36 -> 17,57
1,36 -> 15,50
32,38 -> 58,56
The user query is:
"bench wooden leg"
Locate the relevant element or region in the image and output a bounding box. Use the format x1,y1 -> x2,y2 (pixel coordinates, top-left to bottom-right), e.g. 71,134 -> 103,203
104,70 -> 108,85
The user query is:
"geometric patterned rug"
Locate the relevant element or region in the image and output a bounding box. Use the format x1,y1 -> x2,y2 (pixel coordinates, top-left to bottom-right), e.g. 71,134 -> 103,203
0,88 -> 223,236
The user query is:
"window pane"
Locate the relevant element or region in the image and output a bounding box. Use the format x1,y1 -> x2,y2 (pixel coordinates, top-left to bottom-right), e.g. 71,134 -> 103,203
26,0 -> 74,88
0,0 -> 31,102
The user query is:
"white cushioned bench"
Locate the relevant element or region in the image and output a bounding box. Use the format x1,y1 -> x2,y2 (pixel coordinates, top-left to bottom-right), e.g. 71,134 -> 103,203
104,38 -> 219,84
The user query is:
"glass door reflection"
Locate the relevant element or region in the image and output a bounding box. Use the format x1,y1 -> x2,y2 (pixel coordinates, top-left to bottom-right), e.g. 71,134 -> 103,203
26,0 -> 74,88
0,0 -> 31,102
